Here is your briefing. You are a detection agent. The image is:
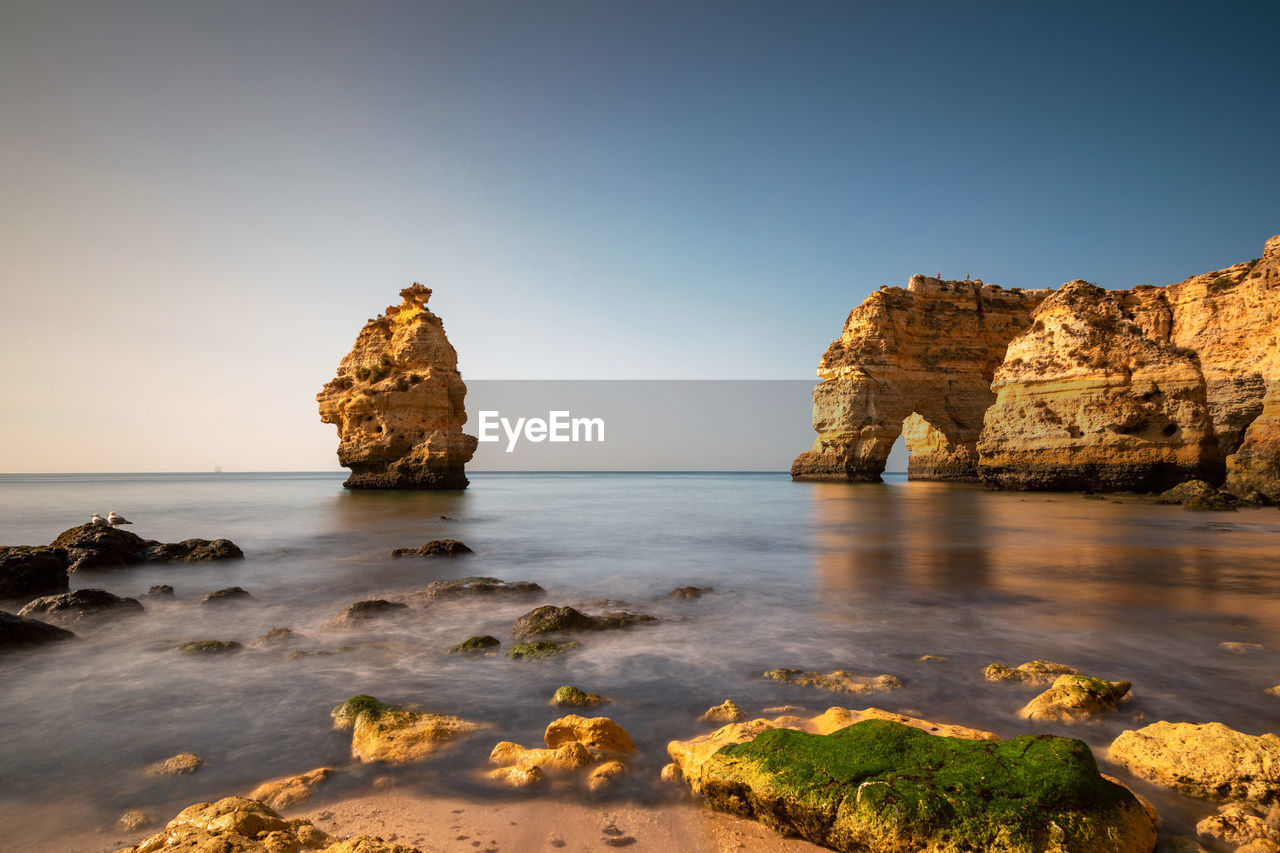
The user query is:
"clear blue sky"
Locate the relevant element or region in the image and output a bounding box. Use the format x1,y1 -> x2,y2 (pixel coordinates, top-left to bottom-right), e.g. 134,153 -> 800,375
1,0 -> 1276,471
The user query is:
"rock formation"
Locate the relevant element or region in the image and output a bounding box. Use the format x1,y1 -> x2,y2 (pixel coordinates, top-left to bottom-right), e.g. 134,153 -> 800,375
317,284 -> 477,489
794,235 -> 1280,494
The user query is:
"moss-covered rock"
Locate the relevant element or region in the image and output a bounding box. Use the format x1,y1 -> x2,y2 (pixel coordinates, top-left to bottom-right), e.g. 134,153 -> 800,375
147,538 -> 244,562
329,694 -> 483,764
510,604 -> 656,638
506,640 -> 579,660
178,640 -> 243,655
762,668 -> 902,695
46,523 -> 243,571
552,685 -> 604,707
691,719 -> 1156,852
1020,674 -> 1132,723
391,539 -> 473,558
1184,493 -> 1238,511
448,634 -> 500,654
984,659 -> 1080,685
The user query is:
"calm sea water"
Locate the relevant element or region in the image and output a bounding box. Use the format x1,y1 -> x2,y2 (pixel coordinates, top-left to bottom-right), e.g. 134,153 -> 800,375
2,472 -> 1279,850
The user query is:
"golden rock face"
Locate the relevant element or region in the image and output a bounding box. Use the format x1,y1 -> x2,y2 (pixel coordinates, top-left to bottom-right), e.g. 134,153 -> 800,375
794,235 -> 1280,494
317,285 -> 477,489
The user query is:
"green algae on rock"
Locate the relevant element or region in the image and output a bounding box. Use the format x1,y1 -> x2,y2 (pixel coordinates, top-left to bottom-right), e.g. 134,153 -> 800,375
694,719 -> 1156,852
552,685 -> 604,707
506,640 -> 579,660
178,640 -> 243,655
447,635 -> 500,654
762,668 -> 902,695
329,694 -> 483,763
1020,674 -> 1132,723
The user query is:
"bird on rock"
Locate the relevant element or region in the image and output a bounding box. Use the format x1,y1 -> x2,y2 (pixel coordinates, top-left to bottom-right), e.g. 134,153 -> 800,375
90,513 -> 110,526
107,511 -> 132,526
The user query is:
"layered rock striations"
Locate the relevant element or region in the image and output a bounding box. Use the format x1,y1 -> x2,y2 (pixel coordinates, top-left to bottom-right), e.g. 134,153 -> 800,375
791,276 -> 1048,482
794,235 -> 1280,494
317,285 -> 477,489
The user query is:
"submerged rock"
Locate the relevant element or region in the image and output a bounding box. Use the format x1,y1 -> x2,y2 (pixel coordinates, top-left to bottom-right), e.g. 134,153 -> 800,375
0,610 -> 76,650
447,634 -> 500,654
510,604 -> 656,638
762,668 -> 902,695
984,659 -> 1080,685
330,694 -> 484,764
254,627 -> 301,646
146,752 -> 205,776
0,546 -> 69,599
506,640 -> 578,660
46,523 -> 243,572
178,640 -> 243,655
328,599 -> 408,628
1108,720 -> 1280,803
316,284 -> 477,490
248,767 -> 334,811
117,809 -> 150,831
1184,493 -> 1239,511
667,586 -> 710,600
680,718 -> 1157,852
700,700 -> 745,723
145,584 -> 174,598
410,576 -> 544,605
1020,674 -> 1132,723
552,685 -> 605,707
114,795 -> 418,853
391,539 -> 473,558
203,586 -> 252,605
17,588 -> 143,625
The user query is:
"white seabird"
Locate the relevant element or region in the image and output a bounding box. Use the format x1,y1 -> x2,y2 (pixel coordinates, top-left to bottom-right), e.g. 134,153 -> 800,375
107,511 -> 132,526
90,513 -> 109,526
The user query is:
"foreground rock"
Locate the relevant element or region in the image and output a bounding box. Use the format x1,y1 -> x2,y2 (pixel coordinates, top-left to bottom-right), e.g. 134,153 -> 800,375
762,668 -> 902,695
700,700 -> 745,723
17,588 -> 143,626
673,715 -> 1156,852
511,604 -> 656,638
391,539 -> 473,558
1020,674 -> 1132,723
316,283 -> 477,490
792,235 -> 1280,495
0,546 -> 69,599
0,610 -> 76,650
487,715 -> 635,791
1156,480 -> 1218,504
1108,720 -> 1280,803
985,659 -> 1080,685
409,576 -> 544,605
49,523 -> 242,571
330,695 -> 483,764
248,767 -> 335,811
1196,802 -> 1280,850
114,796 -> 418,853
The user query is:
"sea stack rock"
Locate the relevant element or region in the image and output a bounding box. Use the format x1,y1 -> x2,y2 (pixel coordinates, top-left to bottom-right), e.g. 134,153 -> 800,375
790,275 -> 1048,482
317,284 -> 477,489
793,235 -> 1280,494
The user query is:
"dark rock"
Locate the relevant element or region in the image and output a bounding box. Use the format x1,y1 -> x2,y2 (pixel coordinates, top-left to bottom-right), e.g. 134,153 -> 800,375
410,576 -> 545,605
17,588 -> 144,625
329,599 -> 409,627
511,604 -> 657,638
42,524 -> 244,571
146,584 -> 175,597
668,586 -> 711,600
391,539 -> 473,558
147,539 -> 244,562
447,635 -> 500,654
1155,479 -> 1217,505
178,640 -> 243,655
1184,494 -> 1238,512
0,610 -> 76,650
0,546 -> 69,599
203,586 -> 252,605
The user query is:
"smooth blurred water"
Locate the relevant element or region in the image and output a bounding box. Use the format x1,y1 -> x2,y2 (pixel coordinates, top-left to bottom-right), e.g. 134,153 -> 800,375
2,472 -> 1279,850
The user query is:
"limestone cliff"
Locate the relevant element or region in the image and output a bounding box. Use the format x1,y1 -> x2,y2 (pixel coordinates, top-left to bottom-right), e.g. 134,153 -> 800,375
794,235 -> 1280,495
317,285 -> 477,489
790,276 -> 1049,482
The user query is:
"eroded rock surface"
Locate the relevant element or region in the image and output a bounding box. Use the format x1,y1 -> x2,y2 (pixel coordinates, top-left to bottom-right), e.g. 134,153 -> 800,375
330,695 -> 483,764
0,610 -> 76,650
1108,720 -> 1280,803
0,546 -> 69,599
794,235 -> 1280,494
408,576 -> 543,605
248,768 -> 334,811
18,524 -> 244,573
985,659 -> 1081,685
1019,674 -> 1132,723
762,668 -> 902,695
510,605 -> 656,638
317,284 -> 477,490
487,715 -> 635,792
17,588 -> 143,626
